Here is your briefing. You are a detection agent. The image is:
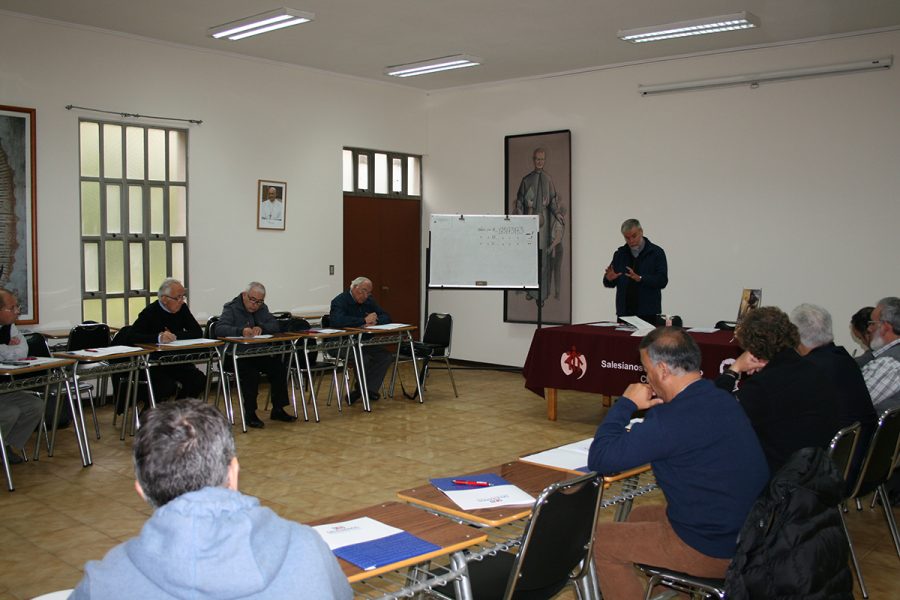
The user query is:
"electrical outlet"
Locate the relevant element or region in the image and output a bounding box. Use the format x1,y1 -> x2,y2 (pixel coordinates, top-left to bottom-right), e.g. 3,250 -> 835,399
329,265 -> 334,275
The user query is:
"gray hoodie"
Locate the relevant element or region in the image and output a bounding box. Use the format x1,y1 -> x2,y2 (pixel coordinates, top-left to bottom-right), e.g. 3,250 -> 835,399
70,487 -> 352,599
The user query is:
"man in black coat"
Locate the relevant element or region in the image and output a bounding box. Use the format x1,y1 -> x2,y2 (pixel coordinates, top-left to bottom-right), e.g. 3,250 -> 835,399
126,278 -> 206,403
791,303 -> 877,484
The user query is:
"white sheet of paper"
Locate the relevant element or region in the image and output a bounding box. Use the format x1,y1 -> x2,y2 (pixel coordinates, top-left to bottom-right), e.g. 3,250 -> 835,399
442,484 -> 535,511
366,323 -> 408,330
67,345 -> 143,357
620,315 -> 655,330
587,322 -> 619,327
312,517 -> 402,551
630,329 -> 652,337
158,338 -> 219,347
520,437 -> 593,471
313,328 -> 343,334
686,327 -> 719,333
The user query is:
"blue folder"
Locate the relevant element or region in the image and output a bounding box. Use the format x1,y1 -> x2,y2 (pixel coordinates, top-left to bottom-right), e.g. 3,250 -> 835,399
334,531 -> 441,571
430,472 -> 510,491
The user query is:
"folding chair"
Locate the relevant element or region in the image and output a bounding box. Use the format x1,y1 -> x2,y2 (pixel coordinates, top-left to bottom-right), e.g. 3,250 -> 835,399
64,322 -> 111,439
391,312 -> 458,398
839,406 -> 900,598
435,471 -> 603,599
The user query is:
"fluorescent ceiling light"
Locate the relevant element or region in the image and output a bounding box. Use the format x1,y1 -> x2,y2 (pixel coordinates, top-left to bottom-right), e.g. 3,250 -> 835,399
385,54 -> 482,78
618,12 -> 758,43
209,8 -> 315,41
638,57 -> 893,96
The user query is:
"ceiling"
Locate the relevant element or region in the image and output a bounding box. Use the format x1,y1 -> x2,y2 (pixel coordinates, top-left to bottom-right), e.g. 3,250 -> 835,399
3,0 -> 900,91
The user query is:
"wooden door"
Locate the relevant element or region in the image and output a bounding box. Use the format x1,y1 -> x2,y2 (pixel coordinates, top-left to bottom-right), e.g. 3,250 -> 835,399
343,195 -> 421,332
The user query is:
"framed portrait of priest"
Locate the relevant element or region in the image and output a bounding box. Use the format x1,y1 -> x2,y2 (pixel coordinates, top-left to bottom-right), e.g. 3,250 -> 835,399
257,180 -> 286,230
503,130 -> 572,325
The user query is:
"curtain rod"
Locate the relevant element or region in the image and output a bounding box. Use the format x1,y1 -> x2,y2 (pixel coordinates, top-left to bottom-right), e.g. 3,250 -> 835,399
65,104 -> 202,125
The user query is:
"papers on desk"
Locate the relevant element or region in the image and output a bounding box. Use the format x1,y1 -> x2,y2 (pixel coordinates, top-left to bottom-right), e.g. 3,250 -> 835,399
307,328 -> 343,334
686,327 -> 719,333
430,473 -> 535,511
158,338 -> 219,347
232,334 -> 273,340
620,315 -> 655,331
520,438 -> 593,473
588,321 -> 620,327
365,323 -> 409,330
0,356 -> 68,369
312,517 -> 440,571
66,345 -> 143,357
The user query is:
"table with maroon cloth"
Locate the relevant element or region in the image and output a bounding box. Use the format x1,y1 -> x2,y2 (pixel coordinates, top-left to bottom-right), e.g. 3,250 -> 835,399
522,324 -> 740,420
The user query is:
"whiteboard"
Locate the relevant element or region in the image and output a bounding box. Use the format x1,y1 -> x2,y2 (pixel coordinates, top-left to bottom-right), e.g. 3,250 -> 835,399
429,214 -> 539,289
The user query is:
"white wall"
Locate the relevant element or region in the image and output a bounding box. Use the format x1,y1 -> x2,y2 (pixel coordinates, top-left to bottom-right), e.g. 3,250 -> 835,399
3,13 -> 898,366
424,30 -> 900,365
0,13 -> 427,327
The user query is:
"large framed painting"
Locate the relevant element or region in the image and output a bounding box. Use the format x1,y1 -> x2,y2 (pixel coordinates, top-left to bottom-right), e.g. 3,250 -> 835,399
504,129 -> 571,325
0,105 -> 38,323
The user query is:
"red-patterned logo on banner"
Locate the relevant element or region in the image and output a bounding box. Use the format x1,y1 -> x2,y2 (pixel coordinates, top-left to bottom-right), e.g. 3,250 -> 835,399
560,346 -> 587,379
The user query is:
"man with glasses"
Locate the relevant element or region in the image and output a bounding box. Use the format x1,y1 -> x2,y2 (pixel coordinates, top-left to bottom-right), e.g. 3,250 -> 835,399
329,276 -> 393,404
216,282 -> 296,428
126,278 -> 206,403
861,296 -> 900,408
0,289 -> 42,464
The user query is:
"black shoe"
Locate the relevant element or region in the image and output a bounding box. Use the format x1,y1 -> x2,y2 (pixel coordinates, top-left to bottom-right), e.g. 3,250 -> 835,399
270,407 -> 297,422
4,447 -> 24,465
245,413 -> 265,429
347,390 -> 362,406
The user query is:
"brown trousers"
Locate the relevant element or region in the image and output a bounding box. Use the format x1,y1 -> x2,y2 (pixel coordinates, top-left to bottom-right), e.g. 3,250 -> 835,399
594,504 -> 730,600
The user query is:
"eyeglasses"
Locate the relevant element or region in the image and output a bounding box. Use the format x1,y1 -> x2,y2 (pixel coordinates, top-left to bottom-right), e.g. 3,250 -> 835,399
246,296 -> 265,306
867,319 -> 884,329
163,294 -> 187,302
0,304 -> 20,313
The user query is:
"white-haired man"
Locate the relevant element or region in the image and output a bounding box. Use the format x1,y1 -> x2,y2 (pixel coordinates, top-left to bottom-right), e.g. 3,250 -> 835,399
215,282 -> 297,428
125,278 -> 206,402
791,302 -> 877,481
329,277 -> 393,404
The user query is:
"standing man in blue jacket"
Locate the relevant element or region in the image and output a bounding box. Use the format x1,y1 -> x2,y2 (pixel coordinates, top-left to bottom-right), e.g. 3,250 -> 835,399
329,276 -> 393,404
589,327 -> 769,600
603,218 -> 668,323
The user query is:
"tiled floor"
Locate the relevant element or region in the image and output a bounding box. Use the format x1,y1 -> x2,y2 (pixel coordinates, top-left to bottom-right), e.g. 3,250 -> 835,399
0,367 -> 897,599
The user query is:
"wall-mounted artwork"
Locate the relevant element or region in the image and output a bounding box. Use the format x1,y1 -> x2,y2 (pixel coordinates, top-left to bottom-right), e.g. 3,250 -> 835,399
504,129 -> 571,325
257,180 -> 286,230
0,105 -> 38,323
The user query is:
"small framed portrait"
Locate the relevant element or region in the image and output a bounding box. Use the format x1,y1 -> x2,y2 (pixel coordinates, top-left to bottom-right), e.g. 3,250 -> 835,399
257,180 -> 286,230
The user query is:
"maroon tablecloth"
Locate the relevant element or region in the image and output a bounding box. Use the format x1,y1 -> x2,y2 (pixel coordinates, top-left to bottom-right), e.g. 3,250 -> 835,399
523,324 -> 740,397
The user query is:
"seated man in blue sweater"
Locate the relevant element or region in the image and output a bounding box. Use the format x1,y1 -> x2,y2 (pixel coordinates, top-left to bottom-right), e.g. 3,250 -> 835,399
71,400 -> 352,600
589,327 -> 769,600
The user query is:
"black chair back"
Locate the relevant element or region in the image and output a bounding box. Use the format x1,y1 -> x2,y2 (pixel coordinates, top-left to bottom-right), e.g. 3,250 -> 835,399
67,322 -> 111,351
25,333 -> 51,358
828,422 -> 862,487
505,472 -> 602,596
422,313 -> 452,353
850,406 -> 900,499
205,315 -> 220,339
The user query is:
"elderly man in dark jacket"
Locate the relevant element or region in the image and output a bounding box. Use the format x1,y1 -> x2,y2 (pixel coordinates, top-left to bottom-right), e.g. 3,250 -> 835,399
216,282 -> 296,428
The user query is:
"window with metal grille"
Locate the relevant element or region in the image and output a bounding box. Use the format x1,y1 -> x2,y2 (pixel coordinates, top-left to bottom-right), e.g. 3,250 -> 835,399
78,120 -> 188,327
